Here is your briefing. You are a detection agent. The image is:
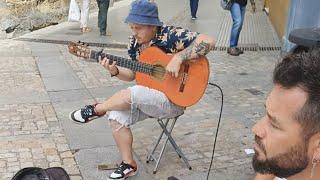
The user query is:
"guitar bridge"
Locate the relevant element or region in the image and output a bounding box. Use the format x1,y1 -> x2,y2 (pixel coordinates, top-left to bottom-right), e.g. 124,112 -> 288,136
179,64 -> 189,92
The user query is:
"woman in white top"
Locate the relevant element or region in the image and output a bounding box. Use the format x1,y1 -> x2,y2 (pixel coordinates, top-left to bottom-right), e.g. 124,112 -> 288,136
80,0 -> 90,33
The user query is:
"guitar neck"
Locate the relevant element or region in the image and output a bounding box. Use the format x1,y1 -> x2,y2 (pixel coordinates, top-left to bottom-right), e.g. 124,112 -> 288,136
90,50 -> 153,75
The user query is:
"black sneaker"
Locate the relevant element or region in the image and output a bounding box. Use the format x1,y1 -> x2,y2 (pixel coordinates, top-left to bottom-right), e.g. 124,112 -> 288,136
236,47 -> 244,54
108,161 -> 137,180
227,47 -> 240,56
69,104 -> 105,123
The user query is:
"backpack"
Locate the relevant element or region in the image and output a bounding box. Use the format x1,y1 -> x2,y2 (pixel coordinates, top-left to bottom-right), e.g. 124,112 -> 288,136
11,167 -> 70,180
220,0 -> 232,10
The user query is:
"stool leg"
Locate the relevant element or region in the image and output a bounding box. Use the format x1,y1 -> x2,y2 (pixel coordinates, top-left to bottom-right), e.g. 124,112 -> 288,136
158,118 -> 179,157
153,120 -> 171,174
158,118 -> 192,170
146,118 -> 170,163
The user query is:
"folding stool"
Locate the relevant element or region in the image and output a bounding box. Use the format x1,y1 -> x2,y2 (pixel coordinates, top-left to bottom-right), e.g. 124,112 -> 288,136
146,115 -> 192,174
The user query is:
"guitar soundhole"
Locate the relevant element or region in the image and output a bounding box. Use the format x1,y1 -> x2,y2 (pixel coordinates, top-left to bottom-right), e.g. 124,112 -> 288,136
152,65 -> 166,80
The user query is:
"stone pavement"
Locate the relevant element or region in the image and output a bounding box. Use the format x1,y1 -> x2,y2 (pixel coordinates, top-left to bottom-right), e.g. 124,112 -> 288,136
0,0 -> 281,179
0,40 -> 81,180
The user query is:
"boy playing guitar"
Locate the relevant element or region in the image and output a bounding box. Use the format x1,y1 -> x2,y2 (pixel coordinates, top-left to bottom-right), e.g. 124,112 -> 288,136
69,0 -> 215,179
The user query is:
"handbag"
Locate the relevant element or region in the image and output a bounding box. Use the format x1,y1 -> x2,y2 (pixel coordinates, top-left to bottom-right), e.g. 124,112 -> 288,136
220,0 -> 232,10
68,0 -> 80,22
12,167 -> 70,180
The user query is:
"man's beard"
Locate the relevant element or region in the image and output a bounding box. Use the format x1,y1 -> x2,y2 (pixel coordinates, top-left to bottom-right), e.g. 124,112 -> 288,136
252,135 -> 309,178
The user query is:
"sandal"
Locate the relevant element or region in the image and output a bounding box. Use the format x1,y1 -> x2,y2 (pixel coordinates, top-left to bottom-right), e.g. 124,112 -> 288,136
81,27 -> 91,33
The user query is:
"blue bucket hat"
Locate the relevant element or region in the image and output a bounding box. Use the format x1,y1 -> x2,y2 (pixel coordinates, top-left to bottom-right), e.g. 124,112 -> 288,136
125,0 -> 163,26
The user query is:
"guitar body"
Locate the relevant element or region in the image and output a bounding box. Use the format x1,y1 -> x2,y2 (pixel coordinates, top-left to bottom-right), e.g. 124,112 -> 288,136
136,47 -> 210,107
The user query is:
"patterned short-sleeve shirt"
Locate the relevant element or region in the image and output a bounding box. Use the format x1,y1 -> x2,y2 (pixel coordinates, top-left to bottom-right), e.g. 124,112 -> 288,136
127,25 -> 199,61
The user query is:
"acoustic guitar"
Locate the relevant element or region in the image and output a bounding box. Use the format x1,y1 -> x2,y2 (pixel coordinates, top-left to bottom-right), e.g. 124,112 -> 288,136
68,41 -> 210,107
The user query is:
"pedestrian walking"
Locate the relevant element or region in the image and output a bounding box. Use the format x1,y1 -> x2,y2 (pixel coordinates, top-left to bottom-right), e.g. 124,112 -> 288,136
227,0 -> 256,56
80,0 -> 91,33
96,0 -> 110,36
190,0 -> 199,20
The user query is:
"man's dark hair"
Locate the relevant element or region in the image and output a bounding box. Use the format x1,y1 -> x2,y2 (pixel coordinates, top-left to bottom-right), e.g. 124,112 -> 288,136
273,49 -> 320,139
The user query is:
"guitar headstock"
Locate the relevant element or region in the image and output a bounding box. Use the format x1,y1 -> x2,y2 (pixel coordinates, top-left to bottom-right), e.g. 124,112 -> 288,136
68,41 -> 90,59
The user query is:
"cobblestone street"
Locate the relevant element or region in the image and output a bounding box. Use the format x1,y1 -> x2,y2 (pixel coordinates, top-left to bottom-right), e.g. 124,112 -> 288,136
0,40 -> 280,180
0,40 -> 81,180
0,0 -> 282,179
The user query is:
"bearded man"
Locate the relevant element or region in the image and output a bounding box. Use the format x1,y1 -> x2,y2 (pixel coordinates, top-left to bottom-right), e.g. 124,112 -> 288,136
252,49 -> 320,180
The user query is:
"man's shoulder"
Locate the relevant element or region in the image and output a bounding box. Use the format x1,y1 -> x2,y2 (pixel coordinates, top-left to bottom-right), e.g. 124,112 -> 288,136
158,25 -> 191,34
158,25 -> 198,40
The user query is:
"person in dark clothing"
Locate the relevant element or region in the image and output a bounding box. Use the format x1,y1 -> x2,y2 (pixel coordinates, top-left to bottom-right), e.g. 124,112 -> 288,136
227,0 -> 256,56
96,0 -> 110,36
189,0 -> 199,20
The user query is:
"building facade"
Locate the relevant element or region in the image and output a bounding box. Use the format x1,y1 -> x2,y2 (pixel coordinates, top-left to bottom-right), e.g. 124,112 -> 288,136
264,0 -> 320,52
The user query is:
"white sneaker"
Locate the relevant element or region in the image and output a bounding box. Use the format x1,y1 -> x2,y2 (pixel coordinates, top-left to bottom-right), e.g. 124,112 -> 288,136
108,161 -> 137,180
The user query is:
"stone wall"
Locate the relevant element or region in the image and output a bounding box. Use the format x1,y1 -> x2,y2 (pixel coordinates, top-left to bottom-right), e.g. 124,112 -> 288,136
0,0 -> 98,39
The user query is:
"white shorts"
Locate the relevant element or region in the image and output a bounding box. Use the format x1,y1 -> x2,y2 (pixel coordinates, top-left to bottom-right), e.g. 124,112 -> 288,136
107,85 -> 184,127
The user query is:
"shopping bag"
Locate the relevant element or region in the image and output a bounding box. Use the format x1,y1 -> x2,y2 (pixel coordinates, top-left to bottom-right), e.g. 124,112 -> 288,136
68,0 -> 80,22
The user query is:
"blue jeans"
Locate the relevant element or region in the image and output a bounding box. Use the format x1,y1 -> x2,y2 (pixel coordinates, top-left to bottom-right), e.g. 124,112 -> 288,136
96,0 -> 110,33
229,2 -> 246,48
190,0 -> 199,18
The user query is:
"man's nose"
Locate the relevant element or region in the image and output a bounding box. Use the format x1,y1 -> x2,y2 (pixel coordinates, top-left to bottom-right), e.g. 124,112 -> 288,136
252,118 -> 266,139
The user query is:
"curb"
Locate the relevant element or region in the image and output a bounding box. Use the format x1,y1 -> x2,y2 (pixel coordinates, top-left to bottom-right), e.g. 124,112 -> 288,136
15,38 -> 127,49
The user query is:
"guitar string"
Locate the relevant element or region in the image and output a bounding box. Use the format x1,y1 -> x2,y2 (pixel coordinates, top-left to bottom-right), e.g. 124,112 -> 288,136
92,51 -> 170,75
96,51 -> 156,74
80,47 -> 157,74
94,52 -> 166,75
87,48 -> 154,72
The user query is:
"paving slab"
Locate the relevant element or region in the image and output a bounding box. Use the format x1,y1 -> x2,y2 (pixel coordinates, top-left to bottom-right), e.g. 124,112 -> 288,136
51,100 -> 114,149
0,0 -> 283,179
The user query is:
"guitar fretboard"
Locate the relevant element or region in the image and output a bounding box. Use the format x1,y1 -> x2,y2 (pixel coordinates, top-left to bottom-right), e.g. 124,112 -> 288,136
90,50 -> 154,75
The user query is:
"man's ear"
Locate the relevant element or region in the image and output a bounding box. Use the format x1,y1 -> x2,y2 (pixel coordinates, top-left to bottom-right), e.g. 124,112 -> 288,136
311,134 -> 320,163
